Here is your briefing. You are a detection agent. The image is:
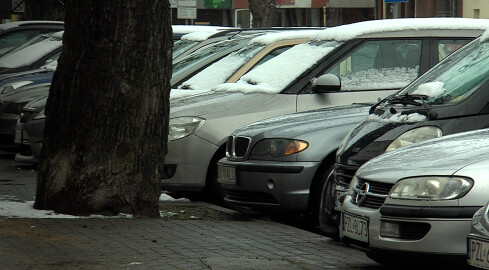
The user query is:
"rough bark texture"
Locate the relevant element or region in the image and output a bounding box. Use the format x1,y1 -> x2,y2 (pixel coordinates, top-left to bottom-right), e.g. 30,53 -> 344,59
34,0 -> 172,218
24,0 -> 65,20
248,0 -> 277,27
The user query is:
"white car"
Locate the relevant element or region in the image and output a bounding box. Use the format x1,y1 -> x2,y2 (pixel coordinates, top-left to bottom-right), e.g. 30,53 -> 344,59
340,128 -> 489,266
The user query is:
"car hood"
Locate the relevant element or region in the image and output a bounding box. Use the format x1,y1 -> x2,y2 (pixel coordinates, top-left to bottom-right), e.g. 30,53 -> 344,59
357,128 -> 489,182
232,104 -> 370,138
170,91 -> 275,119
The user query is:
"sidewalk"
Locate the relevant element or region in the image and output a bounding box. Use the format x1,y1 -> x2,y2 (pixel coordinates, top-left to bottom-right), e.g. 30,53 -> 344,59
0,152 -> 380,270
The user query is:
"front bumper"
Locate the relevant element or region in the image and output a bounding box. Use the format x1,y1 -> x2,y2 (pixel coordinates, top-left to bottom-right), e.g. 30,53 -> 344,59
340,197 -> 473,256
161,134 -> 218,192
218,158 -> 321,213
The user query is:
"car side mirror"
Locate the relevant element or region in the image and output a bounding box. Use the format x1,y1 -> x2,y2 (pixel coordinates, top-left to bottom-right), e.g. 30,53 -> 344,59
313,74 -> 341,93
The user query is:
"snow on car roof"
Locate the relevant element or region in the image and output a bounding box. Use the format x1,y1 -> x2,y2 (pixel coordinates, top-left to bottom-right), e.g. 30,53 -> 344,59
315,18 -> 489,41
250,30 -> 321,45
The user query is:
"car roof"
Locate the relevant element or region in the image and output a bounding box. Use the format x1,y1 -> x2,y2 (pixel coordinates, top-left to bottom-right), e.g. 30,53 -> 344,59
315,18 -> 489,41
0,21 -> 64,31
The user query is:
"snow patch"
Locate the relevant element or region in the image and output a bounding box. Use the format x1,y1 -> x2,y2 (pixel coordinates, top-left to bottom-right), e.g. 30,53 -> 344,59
412,81 -> 445,98
368,112 -> 427,123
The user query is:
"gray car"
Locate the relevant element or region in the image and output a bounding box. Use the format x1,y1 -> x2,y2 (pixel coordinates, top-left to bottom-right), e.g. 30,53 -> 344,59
163,18 -> 488,200
468,201 -> 489,269
340,128 -> 489,266
217,104 -> 370,222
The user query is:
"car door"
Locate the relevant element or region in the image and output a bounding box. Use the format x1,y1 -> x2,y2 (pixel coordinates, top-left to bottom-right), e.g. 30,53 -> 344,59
296,38 -> 427,112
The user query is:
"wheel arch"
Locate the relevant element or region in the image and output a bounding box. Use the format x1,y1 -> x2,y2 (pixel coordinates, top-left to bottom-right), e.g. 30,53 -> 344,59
307,149 -> 337,212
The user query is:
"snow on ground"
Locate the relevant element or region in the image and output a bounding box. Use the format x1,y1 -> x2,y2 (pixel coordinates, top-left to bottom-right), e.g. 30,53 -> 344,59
0,192 -> 189,218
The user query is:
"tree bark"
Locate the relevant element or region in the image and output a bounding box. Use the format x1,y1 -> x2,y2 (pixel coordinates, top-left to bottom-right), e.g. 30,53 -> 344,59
24,0 -> 65,21
34,0 -> 172,218
248,0 -> 278,27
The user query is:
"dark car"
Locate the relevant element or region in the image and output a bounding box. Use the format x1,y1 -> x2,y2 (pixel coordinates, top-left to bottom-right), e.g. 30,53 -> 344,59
0,83 -> 49,150
0,20 -> 64,57
322,28 -> 489,235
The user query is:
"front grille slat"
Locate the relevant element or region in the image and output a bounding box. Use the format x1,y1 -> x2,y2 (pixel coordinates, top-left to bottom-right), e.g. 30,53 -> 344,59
224,190 -> 278,205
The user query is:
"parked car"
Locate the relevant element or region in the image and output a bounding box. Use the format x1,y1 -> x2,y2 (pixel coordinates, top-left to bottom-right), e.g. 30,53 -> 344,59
14,95 -> 46,163
217,104 -> 371,225
0,83 -> 49,151
328,24 -> 489,237
340,128 -> 489,266
163,18 -> 487,200
0,20 -> 64,57
0,31 -> 62,75
468,201 -> 489,269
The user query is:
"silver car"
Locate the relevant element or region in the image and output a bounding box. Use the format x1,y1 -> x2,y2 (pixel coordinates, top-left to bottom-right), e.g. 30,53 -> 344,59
340,128 -> 489,266
163,18 -> 488,200
468,202 -> 489,269
217,104 -> 370,226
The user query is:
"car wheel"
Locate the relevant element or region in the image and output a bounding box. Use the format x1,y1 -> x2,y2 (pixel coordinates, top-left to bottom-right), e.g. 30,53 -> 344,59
204,149 -> 226,206
318,165 -> 340,239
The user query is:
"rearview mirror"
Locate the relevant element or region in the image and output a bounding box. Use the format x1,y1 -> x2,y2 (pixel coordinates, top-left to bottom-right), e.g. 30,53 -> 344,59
313,74 -> 341,93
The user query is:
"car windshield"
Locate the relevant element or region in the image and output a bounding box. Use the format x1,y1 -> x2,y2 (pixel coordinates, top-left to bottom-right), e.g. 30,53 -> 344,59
214,40 -> 342,93
172,38 -> 242,77
396,38 -> 489,105
178,43 -> 266,89
173,39 -> 201,60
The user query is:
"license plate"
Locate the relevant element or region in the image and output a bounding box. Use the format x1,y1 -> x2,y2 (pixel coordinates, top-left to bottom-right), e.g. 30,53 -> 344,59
342,212 -> 369,243
217,165 -> 236,184
468,236 -> 489,269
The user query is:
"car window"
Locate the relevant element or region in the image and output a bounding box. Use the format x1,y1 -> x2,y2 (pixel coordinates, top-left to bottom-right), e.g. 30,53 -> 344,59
173,39 -> 201,60
438,39 -> 471,61
0,30 -> 42,57
400,39 -> 489,105
324,39 -> 422,91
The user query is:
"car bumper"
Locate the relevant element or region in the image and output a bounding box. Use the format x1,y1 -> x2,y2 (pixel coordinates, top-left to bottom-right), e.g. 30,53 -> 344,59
161,134 -> 218,192
340,198 -> 472,256
217,158 -> 321,213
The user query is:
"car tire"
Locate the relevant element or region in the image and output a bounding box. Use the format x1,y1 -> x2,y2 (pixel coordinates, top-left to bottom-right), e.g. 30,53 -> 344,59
204,149 -> 226,206
318,165 -> 340,239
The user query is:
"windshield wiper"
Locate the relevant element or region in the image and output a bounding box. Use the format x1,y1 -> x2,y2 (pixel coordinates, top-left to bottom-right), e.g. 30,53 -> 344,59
388,94 -> 438,119
388,94 -> 429,106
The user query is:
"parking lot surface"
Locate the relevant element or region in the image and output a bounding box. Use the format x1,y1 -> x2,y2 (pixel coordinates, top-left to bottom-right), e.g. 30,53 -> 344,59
0,152 -> 383,270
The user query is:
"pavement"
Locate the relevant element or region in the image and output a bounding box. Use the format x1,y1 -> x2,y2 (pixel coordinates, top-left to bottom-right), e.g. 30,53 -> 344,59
0,151 -> 383,270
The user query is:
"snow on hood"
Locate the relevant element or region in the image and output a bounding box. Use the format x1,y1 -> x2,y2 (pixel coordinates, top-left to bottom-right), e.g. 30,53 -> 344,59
367,112 -> 427,123
170,89 -> 211,100
359,128 -> 489,177
0,37 -> 61,68
250,30 -> 320,45
232,105 -> 370,138
213,43 -> 337,94
412,81 -> 445,98
315,18 -> 489,42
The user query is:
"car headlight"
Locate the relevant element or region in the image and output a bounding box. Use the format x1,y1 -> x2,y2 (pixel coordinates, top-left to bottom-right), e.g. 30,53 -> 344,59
168,117 -> 205,141
389,176 -> 473,201
385,126 -> 442,152
250,139 -> 308,158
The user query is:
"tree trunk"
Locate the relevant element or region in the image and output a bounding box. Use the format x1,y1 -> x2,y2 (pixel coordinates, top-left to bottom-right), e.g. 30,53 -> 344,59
248,0 -> 278,27
24,0 -> 65,20
34,0 -> 172,218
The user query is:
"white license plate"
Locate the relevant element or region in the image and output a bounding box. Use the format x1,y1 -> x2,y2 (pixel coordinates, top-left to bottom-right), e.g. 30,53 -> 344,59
217,165 -> 236,184
342,212 -> 369,243
468,237 -> 489,269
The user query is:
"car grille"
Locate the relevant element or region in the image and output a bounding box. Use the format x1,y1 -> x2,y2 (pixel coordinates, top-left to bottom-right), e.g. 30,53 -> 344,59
226,136 -> 251,158
351,178 -> 394,209
224,190 -> 278,205
334,163 -> 359,187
